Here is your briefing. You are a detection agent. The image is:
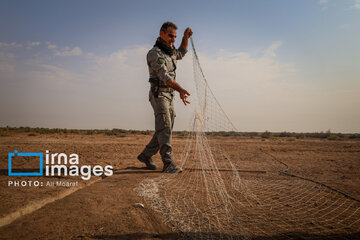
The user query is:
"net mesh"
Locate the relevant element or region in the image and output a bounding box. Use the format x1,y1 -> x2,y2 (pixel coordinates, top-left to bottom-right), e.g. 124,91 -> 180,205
135,38 -> 360,239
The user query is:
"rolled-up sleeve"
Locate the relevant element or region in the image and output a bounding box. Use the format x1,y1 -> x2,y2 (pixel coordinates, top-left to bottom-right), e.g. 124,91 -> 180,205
147,50 -> 172,84
175,46 -> 187,60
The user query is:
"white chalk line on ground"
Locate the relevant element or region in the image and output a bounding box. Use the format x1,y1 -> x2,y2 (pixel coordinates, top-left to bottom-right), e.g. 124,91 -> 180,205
0,178 -> 102,228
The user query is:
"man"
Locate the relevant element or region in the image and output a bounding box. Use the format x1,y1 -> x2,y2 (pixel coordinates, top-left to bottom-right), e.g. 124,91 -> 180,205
137,22 -> 193,173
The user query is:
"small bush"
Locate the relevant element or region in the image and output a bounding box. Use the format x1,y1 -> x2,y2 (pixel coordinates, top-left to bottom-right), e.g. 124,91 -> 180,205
349,134 -> 360,139
327,135 -> 340,141
246,132 -> 259,137
279,132 -> 292,137
116,133 -> 127,138
295,133 -> 305,139
0,129 -> 10,137
261,131 -> 272,139
86,130 -> 94,135
176,131 -> 190,138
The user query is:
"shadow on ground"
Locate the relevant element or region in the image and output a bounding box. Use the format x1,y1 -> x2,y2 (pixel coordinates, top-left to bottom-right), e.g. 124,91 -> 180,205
0,166 -> 161,176
111,166 -> 162,175
80,231 -> 360,240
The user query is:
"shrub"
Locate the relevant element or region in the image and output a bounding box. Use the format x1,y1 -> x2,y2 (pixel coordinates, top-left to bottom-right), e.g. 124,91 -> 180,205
327,135 -> 340,141
348,134 -> 360,139
279,132 -> 292,137
261,131 -> 272,139
116,133 -> 127,138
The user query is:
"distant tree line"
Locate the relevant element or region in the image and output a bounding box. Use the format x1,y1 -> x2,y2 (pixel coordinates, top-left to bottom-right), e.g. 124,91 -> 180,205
0,126 -> 359,140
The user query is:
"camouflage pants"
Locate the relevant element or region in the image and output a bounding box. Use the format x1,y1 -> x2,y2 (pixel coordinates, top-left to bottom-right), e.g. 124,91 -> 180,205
141,91 -> 175,164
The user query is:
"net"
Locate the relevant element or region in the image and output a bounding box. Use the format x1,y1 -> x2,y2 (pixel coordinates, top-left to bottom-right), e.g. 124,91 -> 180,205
135,38 -> 360,239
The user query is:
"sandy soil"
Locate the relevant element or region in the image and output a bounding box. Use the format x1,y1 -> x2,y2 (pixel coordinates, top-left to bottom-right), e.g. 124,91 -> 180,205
0,133 -> 359,240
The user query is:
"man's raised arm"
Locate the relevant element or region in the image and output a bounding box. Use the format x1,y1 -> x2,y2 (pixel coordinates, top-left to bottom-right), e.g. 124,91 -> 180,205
180,27 -> 193,52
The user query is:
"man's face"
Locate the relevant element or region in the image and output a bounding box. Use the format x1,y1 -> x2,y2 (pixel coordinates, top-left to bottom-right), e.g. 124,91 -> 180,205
160,27 -> 177,47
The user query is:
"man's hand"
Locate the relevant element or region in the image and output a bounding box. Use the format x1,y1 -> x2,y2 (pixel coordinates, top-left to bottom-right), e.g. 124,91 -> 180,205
183,27 -> 193,39
166,79 -> 191,105
180,89 -> 190,106
180,27 -> 193,52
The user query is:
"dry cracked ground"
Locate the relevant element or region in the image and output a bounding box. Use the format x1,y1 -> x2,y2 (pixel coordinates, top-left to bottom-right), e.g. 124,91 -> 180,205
0,132 -> 359,240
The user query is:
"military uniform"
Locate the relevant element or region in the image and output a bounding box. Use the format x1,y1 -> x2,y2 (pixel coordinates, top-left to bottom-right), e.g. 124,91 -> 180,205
139,44 -> 187,168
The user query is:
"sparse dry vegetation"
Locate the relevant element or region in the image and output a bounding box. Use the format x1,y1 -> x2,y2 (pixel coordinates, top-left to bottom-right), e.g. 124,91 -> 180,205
1,126 -> 359,140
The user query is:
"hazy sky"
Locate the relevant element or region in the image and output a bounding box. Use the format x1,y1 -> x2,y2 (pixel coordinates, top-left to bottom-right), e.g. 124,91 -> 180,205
0,0 -> 359,133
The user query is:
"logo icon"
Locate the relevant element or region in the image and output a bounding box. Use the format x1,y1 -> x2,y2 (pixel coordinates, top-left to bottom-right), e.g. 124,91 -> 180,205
8,150 -> 43,176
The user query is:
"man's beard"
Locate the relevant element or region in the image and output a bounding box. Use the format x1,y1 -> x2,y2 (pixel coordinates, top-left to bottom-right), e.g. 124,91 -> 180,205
154,37 -> 175,56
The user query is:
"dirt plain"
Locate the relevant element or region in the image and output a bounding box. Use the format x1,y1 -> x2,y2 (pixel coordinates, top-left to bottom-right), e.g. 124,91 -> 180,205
0,132 -> 359,240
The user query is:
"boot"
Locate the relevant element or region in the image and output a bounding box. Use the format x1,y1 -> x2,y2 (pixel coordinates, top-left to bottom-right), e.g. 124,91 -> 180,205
162,161 -> 182,173
137,153 -> 157,170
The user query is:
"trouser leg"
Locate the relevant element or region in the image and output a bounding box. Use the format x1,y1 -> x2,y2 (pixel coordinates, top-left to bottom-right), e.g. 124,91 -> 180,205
153,94 -> 175,164
140,92 -> 175,164
159,100 -> 175,163
141,131 -> 160,158
157,121 -> 173,164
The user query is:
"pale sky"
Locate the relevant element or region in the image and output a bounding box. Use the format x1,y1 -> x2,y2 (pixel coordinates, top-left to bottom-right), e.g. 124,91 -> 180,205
0,0 -> 359,133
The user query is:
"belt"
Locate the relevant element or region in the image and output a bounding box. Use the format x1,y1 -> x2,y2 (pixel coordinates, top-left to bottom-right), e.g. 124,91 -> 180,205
159,87 -> 174,93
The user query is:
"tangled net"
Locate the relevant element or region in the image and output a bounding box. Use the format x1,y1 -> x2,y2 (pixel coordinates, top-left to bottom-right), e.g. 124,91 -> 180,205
135,38 -> 360,239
